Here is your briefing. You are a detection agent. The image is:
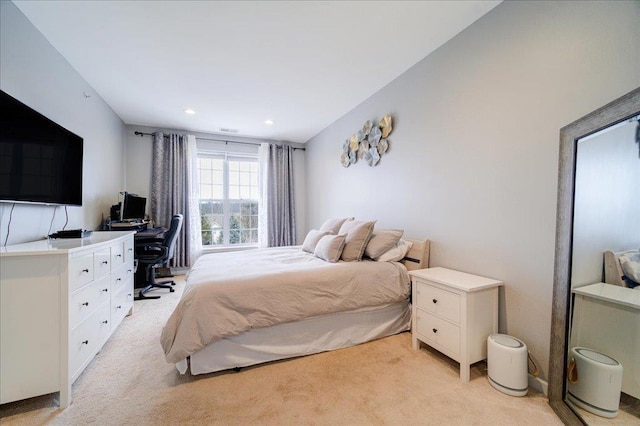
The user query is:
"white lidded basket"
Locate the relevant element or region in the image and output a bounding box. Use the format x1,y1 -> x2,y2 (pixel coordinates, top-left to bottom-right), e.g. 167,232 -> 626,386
487,334 -> 528,397
567,347 -> 623,418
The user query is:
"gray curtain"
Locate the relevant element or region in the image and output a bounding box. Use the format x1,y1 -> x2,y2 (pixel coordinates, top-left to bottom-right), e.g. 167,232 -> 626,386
265,144 -> 296,246
150,132 -> 200,267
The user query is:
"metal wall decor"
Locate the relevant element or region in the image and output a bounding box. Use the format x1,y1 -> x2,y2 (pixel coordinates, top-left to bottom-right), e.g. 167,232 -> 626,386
341,114 -> 393,167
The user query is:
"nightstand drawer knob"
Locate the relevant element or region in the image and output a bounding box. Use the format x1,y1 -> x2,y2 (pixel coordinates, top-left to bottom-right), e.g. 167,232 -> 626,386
432,299 -> 438,304
432,328 -> 438,334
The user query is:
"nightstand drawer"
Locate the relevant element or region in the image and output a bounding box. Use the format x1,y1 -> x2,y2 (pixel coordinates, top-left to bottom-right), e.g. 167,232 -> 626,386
416,310 -> 460,356
415,281 -> 460,324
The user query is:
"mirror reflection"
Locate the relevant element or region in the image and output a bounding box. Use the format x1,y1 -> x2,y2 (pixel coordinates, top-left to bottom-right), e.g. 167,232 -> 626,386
568,116 -> 640,423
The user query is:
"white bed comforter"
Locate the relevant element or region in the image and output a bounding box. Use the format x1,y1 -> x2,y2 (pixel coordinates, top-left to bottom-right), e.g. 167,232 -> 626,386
161,246 -> 410,364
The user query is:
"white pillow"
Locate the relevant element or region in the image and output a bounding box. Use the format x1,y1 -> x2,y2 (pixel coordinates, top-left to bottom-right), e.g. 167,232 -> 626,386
338,220 -> 376,262
619,251 -> 640,284
377,239 -> 413,262
314,234 -> 346,263
301,229 -> 331,253
318,217 -> 353,234
364,229 -> 404,260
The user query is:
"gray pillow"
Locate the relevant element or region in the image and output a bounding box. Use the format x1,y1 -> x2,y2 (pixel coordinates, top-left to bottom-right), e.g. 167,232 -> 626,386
301,229 -> 331,253
318,217 -> 353,234
314,234 -> 346,263
365,229 -> 404,260
338,220 -> 376,262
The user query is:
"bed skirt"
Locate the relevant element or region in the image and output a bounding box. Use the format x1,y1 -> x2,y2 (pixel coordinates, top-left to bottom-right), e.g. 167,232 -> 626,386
177,300 -> 411,375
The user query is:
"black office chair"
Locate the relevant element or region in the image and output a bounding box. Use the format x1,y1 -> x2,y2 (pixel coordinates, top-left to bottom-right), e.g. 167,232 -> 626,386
135,214 -> 183,300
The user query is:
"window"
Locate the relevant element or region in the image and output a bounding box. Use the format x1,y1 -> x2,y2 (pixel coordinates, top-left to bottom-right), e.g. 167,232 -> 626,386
198,153 -> 259,248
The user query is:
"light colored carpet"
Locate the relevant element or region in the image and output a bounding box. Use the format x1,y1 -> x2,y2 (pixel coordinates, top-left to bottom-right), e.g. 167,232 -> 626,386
1,276 -> 563,425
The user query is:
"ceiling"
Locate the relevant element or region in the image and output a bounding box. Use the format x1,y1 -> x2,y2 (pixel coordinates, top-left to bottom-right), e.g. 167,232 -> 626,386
14,1 -> 501,143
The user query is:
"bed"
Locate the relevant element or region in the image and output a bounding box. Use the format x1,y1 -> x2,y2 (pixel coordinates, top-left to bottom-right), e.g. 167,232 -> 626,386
604,249 -> 640,289
160,232 -> 430,375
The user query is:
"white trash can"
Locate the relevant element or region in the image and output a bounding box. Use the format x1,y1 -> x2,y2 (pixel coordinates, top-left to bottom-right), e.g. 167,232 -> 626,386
567,347 -> 623,418
487,334 -> 528,396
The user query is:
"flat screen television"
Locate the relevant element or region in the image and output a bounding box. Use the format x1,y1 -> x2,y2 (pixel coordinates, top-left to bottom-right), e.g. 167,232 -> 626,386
121,192 -> 146,221
0,89 -> 83,206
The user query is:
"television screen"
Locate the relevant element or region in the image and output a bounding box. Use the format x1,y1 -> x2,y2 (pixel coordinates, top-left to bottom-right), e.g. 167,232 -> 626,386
0,90 -> 83,206
121,193 -> 146,221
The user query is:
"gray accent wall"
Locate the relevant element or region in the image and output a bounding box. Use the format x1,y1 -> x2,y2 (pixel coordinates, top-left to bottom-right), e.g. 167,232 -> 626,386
304,0 -> 640,382
0,1 -> 126,244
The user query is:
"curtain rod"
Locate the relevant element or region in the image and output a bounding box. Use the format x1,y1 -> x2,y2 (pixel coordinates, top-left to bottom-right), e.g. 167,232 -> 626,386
133,131 -> 305,151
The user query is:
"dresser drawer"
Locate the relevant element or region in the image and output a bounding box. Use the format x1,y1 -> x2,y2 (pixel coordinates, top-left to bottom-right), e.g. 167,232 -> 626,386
70,302 -> 110,379
111,242 -> 125,267
416,309 -> 460,357
111,264 -> 129,295
70,274 -> 110,327
111,283 -> 134,331
70,254 -> 94,291
415,281 -> 460,324
124,237 -> 134,264
93,248 -> 111,279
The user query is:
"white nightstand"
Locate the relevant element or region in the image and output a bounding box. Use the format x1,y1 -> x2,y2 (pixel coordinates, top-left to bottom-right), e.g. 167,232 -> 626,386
410,267 -> 502,382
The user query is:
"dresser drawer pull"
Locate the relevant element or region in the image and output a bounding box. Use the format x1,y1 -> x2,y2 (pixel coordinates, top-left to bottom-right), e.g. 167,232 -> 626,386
116,278 -> 122,282
128,248 -> 133,252
101,260 -> 108,265
116,305 -> 122,309
82,340 -> 89,345
102,288 -> 109,292
116,254 -> 122,258
102,320 -> 109,324
82,302 -> 89,307
432,299 -> 438,304
432,328 -> 438,334
127,293 -> 132,297
82,268 -> 90,273
127,269 -> 132,273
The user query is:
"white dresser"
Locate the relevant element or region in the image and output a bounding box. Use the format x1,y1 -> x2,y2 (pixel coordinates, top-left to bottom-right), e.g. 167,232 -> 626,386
410,267 -> 502,382
0,231 -> 135,408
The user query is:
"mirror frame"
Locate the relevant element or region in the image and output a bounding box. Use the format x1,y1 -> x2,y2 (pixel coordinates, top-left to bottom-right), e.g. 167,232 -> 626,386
549,87 -> 640,424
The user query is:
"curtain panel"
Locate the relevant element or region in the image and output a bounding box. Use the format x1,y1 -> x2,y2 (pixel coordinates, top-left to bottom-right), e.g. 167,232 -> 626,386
151,133 -> 202,267
258,143 -> 296,247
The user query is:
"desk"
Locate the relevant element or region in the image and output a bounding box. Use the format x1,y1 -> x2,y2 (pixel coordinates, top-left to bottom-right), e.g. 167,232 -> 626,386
109,221 -> 149,232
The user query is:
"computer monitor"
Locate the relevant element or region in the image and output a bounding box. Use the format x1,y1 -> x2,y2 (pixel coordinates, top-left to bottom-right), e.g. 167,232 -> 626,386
121,192 -> 146,222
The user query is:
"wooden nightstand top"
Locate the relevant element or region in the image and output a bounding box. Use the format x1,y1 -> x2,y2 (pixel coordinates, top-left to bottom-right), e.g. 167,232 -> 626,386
409,267 -> 503,292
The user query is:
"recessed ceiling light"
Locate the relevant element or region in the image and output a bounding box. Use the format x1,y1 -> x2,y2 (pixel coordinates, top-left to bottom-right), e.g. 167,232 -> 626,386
184,108 -> 196,115
264,119 -> 274,125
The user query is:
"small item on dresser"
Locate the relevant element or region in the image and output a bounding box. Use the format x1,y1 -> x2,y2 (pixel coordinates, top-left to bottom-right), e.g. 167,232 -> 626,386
49,229 -> 93,239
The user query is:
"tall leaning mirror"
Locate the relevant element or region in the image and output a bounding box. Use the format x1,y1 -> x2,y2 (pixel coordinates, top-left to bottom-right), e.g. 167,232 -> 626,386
549,87 -> 640,425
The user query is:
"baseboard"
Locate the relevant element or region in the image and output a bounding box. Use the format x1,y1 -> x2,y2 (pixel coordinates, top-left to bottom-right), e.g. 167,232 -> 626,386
529,374 -> 548,396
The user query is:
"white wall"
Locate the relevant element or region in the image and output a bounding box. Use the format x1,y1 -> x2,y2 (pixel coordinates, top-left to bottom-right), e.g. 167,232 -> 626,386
304,0 -> 640,381
124,125 -> 306,242
0,1 -> 125,245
